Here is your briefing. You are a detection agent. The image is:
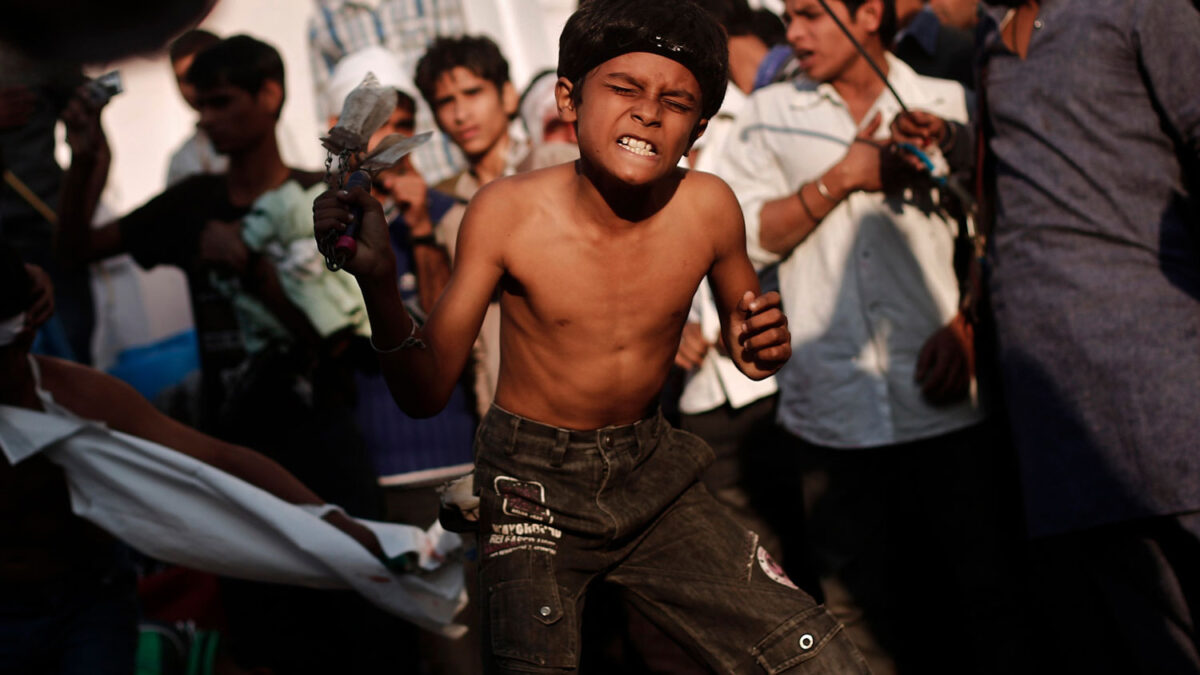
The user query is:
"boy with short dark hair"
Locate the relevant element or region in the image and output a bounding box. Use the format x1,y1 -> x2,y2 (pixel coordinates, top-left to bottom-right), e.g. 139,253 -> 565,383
413,35 -> 524,413
314,1 -> 867,671
414,35 -> 522,193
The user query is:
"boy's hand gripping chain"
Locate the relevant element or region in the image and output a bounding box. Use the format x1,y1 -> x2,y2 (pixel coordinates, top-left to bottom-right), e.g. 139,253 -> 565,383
319,71 -> 432,271
320,132 -> 432,271
325,170 -> 372,271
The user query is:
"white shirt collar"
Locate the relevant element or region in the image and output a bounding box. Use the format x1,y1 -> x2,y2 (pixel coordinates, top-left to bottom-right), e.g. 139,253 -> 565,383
789,54 -> 931,114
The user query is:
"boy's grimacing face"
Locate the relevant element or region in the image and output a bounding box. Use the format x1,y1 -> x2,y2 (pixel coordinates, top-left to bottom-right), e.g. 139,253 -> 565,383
558,52 -> 706,187
784,0 -> 880,83
431,66 -> 516,160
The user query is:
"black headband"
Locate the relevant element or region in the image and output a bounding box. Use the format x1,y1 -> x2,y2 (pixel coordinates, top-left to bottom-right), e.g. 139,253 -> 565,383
569,32 -> 705,95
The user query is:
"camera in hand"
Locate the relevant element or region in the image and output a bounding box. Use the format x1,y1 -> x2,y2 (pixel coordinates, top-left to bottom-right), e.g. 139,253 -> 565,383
82,70 -> 122,107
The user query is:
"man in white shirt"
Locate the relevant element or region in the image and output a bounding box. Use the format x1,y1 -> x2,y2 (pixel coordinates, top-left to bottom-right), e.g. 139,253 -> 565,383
716,1 -> 1022,673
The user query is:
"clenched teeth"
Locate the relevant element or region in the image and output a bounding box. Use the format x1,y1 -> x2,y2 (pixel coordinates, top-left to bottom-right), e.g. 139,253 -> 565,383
618,136 -> 657,157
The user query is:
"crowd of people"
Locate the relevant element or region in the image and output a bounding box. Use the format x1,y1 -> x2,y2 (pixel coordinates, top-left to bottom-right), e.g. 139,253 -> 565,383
1,0 -> 1198,673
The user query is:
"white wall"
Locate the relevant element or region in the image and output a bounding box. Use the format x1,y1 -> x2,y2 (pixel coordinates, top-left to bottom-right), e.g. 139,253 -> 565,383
462,0 -> 575,89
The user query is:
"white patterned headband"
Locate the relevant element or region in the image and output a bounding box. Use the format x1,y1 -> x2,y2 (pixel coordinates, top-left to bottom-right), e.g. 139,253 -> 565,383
0,313 -> 26,347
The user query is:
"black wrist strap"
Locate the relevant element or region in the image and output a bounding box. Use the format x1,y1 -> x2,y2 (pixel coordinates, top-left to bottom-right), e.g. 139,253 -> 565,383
409,234 -> 439,247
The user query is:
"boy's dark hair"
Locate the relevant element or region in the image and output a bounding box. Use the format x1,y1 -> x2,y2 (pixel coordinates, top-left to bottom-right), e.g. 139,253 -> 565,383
690,0 -> 757,37
186,34 -> 286,117
396,89 -> 416,114
750,8 -> 787,46
168,28 -> 219,64
414,35 -> 511,109
0,240 -> 33,319
558,0 -> 729,120
840,0 -> 897,46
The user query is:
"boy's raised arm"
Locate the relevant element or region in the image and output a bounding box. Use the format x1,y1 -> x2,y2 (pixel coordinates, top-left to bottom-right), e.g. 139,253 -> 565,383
702,177 -> 791,380
57,91 -> 124,267
314,184 -> 503,417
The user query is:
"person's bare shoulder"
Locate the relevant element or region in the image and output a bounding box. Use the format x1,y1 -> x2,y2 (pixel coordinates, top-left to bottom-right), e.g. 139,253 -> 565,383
488,162 -> 575,201
466,163 -> 575,230
676,169 -> 745,240
680,168 -> 739,206
450,164 -> 572,275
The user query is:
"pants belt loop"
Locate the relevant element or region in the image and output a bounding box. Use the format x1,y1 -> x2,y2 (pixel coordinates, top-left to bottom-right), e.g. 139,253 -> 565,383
551,429 -> 569,467
505,414 -> 520,456
637,410 -> 662,454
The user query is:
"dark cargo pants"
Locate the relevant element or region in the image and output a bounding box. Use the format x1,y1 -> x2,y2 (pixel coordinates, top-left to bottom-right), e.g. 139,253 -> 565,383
474,405 -> 869,674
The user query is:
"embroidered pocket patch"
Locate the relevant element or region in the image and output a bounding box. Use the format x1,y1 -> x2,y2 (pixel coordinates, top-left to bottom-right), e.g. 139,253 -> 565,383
494,476 -> 553,523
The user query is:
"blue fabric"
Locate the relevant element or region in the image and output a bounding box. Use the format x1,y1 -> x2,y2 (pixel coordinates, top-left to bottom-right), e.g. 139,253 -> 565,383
30,315 -> 77,362
753,45 -> 794,91
896,8 -> 941,56
352,369 -> 474,479
105,330 -> 199,401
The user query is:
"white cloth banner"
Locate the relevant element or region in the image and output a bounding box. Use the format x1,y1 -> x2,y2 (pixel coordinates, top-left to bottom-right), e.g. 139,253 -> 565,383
0,404 -> 467,637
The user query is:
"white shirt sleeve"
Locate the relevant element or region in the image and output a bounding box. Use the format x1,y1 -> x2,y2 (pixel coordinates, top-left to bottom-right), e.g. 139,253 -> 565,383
710,90 -> 795,270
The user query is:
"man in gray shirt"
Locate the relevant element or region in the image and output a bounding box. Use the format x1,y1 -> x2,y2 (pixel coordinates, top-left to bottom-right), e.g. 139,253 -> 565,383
895,1 -> 1200,671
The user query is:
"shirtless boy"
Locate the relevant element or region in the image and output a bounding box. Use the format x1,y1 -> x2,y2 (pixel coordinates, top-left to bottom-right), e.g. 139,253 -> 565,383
314,1 -> 868,672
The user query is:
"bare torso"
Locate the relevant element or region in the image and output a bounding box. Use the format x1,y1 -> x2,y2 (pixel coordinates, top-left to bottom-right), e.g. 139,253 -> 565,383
489,164 -> 722,428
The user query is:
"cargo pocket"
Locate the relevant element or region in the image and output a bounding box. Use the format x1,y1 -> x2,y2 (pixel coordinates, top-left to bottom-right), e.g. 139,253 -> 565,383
750,604 -> 869,674
489,578 -> 578,670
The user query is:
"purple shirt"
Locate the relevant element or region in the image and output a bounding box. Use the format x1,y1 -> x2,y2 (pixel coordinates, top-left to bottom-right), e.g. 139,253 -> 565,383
981,0 -> 1200,535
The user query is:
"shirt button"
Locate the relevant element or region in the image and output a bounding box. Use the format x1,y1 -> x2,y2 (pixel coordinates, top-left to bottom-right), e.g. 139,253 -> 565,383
1033,18 -> 1044,29
539,606 -> 552,617
798,633 -> 815,650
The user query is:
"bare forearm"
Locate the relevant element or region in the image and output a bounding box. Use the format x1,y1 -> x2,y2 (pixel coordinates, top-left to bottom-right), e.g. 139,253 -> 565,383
57,148 -> 117,265
102,374 -> 384,556
191,435 -> 383,556
758,170 -> 849,255
359,274 -> 456,417
99,369 -> 325,506
215,443 -> 383,556
211,442 -> 323,504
